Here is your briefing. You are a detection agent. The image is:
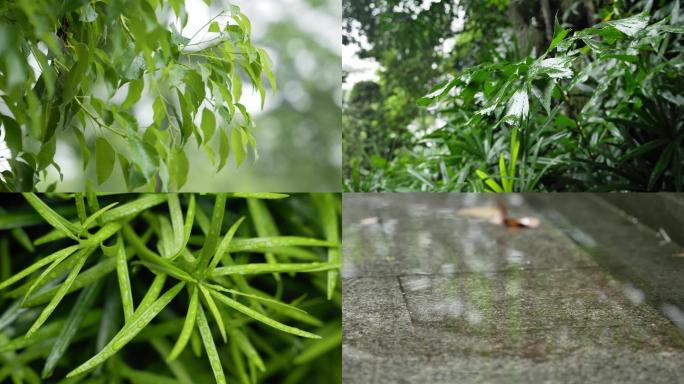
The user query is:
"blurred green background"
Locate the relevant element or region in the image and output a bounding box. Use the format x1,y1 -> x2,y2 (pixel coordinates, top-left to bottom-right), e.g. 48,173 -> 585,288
41,0 -> 341,192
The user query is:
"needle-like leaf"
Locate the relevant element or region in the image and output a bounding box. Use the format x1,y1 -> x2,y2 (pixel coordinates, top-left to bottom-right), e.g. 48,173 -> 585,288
196,304 -> 226,384
115,236 -> 134,322
197,193 -> 228,274
210,289 -> 321,339
66,282 -> 185,378
199,285 -> 228,343
208,216 -> 245,272
23,193 -> 80,240
226,236 -> 338,252
167,284 -> 199,362
42,279 -> 103,378
0,245 -> 79,291
212,262 -> 340,276
27,247 -> 94,337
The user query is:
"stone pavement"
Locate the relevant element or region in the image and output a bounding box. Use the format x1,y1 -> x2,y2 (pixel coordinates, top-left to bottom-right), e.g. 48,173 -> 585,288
342,194 -> 684,383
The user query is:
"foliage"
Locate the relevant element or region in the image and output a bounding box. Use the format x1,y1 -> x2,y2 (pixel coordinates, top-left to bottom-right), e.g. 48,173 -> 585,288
0,0 -> 275,192
0,192 -> 341,383
343,0 -> 684,192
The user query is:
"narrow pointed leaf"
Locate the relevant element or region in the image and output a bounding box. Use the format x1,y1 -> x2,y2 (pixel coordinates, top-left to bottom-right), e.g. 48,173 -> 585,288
196,304 -> 226,384
66,282 -> 185,378
211,290 -> 320,339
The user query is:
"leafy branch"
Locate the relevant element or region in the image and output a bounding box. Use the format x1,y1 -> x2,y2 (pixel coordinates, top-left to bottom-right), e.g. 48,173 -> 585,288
0,0 -> 276,191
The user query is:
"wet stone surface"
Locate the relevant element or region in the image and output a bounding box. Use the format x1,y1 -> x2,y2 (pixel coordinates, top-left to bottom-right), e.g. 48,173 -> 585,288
343,194 -> 684,383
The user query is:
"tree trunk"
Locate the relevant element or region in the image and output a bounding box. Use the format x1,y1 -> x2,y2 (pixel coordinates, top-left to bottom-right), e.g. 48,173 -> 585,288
540,0 -> 554,42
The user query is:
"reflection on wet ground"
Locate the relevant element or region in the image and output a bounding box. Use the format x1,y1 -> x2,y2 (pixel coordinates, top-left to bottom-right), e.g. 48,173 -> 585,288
342,194 -> 684,383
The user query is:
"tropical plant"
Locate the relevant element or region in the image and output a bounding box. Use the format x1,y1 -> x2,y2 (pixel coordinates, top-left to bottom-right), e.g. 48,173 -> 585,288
0,192 -> 341,383
343,0 -> 684,192
420,9 -> 684,192
0,0 -> 275,192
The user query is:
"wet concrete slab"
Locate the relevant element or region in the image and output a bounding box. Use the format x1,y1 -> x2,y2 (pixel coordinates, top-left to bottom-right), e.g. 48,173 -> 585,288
343,194 -> 684,383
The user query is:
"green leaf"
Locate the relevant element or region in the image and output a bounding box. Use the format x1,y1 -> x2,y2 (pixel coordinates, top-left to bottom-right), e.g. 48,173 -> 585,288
499,153 -> 510,192
115,236 -> 134,322
42,279 -> 102,378
171,148 -> 189,191
258,48 -> 277,92
210,290 -> 320,339
62,43 -> 90,104
208,216 -> 246,272
232,128 -> 247,166
122,79 -> 144,110
128,134 -> 160,181
603,13 -> 649,37
196,194 -> 227,273
0,244 -> 79,291
67,282 -> 185,378
95,138 -> 117,185
23,194 -> 80,240
225,236 -> 337,253
196,304 -> 226,384
80,203 -> 119,235
199,285 -> 227,342
212,262 -> 339,276
208,21 -> 221,33
167,285 -> 199,362
218,129 -> 230,171
476,169 -> 504,193
547,19 -> 569,53
200,108 -> 216,142
648,145 -> 674,190
153,96 -> 166,125
101,194 -> 167,223
27,247 -> 94,337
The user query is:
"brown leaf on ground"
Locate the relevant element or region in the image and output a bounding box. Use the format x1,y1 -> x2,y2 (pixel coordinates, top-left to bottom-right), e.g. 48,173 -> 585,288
457,201 -> 540,229
456,206 -> 502,222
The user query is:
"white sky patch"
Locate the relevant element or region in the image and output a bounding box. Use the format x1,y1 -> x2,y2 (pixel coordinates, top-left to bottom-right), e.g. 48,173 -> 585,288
342,2 -> 465,92
0,126 -> 11,179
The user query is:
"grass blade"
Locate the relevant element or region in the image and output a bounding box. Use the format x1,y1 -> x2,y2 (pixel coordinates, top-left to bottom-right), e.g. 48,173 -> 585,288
27,247 -> 94,337
66,282 -> 185,378
167,285 -> 199,362
196,304 -> 226,384
210,289 -> 320,339
42,279 -> 103,378
212,262 -> 339,277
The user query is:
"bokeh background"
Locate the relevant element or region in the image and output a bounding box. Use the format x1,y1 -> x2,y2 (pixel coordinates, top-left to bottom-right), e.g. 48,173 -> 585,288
40,0 -> 341,192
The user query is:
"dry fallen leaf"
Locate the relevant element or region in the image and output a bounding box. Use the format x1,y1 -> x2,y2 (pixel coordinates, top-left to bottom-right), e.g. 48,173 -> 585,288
676,251 -> 684,258
360,217 -> 379,226
457,201 -> 540,229
456,206 -> 502,222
